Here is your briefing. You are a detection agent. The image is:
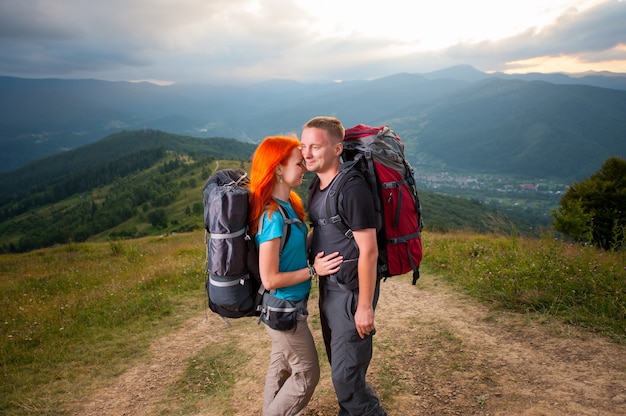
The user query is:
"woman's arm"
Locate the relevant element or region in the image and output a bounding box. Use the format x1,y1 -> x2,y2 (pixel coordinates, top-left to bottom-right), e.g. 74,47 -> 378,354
257,238 -> 343,291
257,238 -> 310,291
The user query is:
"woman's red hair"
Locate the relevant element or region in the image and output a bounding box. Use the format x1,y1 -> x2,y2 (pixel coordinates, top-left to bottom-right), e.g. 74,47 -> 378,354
249,136 -> 305,235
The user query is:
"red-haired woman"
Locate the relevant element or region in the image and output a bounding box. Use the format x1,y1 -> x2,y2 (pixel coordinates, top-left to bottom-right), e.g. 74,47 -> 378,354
249,136 -> 343,416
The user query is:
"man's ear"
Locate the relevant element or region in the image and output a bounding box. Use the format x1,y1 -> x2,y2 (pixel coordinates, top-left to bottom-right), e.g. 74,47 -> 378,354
335,142 -> 343,156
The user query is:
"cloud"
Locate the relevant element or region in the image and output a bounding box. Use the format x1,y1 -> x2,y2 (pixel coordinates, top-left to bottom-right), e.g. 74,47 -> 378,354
0,0 -> 321,82
0,0 -> 624,83
442,1 -> 626,71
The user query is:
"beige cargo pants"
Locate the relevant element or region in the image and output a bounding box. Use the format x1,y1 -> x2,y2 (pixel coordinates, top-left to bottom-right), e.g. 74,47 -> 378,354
263,315 -> 320,416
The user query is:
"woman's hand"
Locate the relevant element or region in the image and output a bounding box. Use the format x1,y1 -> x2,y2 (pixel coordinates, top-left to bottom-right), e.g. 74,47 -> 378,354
312,251 -> 343,276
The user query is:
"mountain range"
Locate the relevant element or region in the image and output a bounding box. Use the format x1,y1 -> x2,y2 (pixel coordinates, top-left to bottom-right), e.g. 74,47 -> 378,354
1,65 -> 625,181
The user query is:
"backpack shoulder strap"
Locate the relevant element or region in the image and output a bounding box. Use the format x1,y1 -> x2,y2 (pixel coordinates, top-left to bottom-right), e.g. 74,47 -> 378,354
274,202 -> 302,255
312,161 -> 362,240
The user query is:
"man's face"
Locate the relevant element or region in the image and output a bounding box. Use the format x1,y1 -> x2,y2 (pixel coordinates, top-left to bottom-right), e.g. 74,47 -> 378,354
300,127 -> 341,174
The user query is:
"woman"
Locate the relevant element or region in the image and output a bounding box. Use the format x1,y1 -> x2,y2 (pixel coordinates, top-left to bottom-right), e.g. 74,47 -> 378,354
249,136 -> 342,416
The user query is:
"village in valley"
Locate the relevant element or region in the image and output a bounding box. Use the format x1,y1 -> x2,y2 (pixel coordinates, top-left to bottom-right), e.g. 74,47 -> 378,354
413,169 -> 571,229
415,170 -> 570,195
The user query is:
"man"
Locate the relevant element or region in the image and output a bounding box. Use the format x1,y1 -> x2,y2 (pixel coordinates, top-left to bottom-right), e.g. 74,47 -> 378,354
301,116 -> 387,416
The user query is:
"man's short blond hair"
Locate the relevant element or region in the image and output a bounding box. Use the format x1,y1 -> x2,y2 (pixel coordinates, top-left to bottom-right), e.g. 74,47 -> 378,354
303,116 -> 345,144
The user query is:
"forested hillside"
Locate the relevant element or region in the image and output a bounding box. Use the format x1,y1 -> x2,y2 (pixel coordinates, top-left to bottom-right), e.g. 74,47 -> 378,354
0,130 -> 255,252
393,78 -> 626,179
0,130 -> 256,205
0,130 -> 527,253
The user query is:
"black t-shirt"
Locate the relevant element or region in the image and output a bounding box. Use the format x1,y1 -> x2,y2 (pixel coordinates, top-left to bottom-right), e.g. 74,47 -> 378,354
309,170 -> 377,264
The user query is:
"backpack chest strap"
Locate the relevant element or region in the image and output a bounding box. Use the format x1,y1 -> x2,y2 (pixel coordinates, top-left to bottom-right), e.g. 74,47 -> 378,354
312,215 -> 354,239
380,178 -> 411,189
312,214 -> 342,227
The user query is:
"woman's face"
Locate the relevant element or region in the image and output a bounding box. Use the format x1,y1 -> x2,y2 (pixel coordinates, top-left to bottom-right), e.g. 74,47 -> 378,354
279,147 -> 306,188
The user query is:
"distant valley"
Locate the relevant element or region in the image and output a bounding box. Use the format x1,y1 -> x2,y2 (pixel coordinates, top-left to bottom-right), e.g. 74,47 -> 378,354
2,66 -> 626,252
1,65 -> 626,183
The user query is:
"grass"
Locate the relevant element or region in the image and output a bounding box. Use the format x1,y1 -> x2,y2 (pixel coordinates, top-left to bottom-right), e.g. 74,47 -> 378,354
1,229 -> 625,414
0,232 -> 206,415
164,339 -> 247,415
422,231 -> 626,341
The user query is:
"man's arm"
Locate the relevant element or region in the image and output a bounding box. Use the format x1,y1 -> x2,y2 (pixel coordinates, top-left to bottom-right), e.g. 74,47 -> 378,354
352,227 -> 378,339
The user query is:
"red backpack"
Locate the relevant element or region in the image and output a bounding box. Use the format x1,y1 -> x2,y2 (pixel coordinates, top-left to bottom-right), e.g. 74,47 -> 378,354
331,124 -> 424,284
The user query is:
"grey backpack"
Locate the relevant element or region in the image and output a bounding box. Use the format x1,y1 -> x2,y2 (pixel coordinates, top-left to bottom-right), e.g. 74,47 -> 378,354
203,168 -> 294,320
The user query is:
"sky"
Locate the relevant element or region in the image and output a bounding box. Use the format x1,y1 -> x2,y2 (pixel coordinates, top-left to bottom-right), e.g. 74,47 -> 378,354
0,0 -> 625,85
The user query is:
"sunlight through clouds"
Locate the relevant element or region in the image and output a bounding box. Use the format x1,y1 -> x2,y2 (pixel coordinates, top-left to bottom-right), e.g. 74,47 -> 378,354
0,0 -> 623,83
294,0 -> 607,48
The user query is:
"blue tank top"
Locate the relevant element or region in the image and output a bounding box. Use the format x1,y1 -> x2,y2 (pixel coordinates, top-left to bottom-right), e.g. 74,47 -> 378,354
255,199 -> 310,301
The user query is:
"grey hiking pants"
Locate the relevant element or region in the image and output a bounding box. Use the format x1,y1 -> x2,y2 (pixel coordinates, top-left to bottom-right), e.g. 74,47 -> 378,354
263,314 -> 320,416
319,279 -> 387,416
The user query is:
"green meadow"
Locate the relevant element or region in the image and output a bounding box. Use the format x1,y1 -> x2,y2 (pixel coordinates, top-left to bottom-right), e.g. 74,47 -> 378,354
1,230 -> 624,414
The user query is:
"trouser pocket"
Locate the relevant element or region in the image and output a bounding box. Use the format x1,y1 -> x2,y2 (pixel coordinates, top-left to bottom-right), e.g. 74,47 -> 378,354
330,258 -> 359,291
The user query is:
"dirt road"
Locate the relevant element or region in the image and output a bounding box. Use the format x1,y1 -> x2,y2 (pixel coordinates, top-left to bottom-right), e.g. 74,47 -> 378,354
75,274 -> 626,415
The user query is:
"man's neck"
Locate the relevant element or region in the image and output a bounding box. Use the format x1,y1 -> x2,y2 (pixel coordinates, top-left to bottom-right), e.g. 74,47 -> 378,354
317,167 -> 340,189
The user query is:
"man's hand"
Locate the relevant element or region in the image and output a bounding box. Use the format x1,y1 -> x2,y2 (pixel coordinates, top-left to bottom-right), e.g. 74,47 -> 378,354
355,304 -> 375,339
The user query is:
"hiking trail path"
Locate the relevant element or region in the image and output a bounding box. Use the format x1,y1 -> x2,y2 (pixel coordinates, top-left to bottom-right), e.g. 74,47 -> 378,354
74,275 -> 626,415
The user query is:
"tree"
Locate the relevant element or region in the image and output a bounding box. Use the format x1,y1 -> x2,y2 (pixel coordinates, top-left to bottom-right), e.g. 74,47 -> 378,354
552,198 -> 593,243
192,202 -> 203,216
552,156 -> 626,249
148,209 -> 168,229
